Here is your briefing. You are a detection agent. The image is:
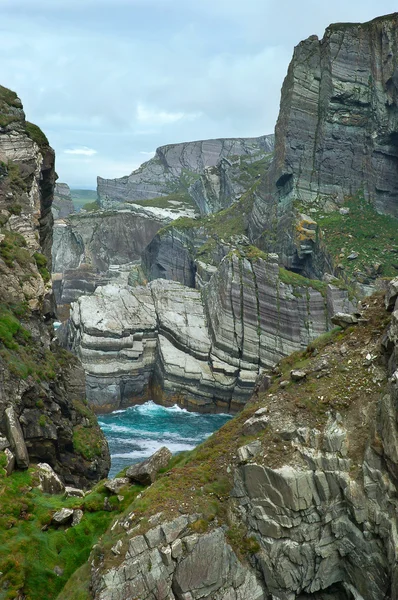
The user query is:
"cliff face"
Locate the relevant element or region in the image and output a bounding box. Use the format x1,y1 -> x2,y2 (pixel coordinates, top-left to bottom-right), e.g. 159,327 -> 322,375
249,13 -> 398,276
52,182 -> 74,219
97,134 -> 274,208
68,252 -> 353,413
0,86 -> 110,487
65,284 -> 398,600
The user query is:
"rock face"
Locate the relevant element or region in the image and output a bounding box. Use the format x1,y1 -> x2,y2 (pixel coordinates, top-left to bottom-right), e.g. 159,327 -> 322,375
76,283 -> 398,600
249,13 -> 398,273
0,85 -> 110,488
97,135 -> 274,208
52,208 -> 165,314
52,183 -> 74,219
68,252 -> 353,413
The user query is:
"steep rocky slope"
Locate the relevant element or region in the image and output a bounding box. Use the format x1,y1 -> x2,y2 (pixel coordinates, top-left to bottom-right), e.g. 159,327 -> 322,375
97,135 -> 274,208
0,85 -> 110,487
61,281 -> 398,600
249,13 -> 398,281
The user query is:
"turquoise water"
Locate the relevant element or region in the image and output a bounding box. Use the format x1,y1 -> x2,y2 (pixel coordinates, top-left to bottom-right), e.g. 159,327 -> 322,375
98,401 -> 232,477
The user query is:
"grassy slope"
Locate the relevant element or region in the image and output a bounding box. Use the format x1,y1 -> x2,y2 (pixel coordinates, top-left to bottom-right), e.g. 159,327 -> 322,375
309,192 -> 398,280
0,466 -> 143,600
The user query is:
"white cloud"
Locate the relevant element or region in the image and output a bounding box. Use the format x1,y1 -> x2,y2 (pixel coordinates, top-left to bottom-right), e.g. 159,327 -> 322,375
136,104 -> 201,126
64,147 -> 98,156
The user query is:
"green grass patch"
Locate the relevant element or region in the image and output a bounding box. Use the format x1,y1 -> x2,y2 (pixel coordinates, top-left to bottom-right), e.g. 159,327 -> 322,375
311,191 -> 398,280
25,122 -> 49,151
132,192 -> 198,212
278,266 -> 327,296
0,466 -> 142,600
69,190 -> 97,212
33,251 -> 50,283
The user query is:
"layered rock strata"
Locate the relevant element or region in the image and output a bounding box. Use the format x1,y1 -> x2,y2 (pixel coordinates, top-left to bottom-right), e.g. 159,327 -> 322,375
249,13 -> 398,274
52,182 -> 74,219
68,253 -> 353,413
77,282 -> 398,600
0,86 -> 110,487
97,134 -> 274,208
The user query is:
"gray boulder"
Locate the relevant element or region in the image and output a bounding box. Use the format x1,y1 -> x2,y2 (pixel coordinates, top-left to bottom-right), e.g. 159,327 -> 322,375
37,463 -> 65,495
126,446 -> 172,485
5,407 -> 29,469
52,508 -> 74,525
104,477 -> 130,494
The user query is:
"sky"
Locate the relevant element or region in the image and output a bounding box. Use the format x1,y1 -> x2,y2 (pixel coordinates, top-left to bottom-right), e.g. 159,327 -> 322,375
1,0 -> 397,188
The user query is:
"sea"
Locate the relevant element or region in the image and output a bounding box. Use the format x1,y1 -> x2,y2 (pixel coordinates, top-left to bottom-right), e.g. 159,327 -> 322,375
98,400 -> 232,477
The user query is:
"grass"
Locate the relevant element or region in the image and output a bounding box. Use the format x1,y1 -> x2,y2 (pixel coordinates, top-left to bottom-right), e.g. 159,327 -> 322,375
69,190 -> 97,212
310,191 -> 398,281
0,466 -> 143,600
131,191 -> 198,212
0,303 -> 66,381
278,266 -> 328,296
33,252 -> 50,284
25,122 -> 49,151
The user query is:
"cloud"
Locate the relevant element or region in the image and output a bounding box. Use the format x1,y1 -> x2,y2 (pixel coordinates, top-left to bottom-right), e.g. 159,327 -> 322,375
64,147 -> 98,156
136,104 -> 201,126
1,0 -> 397,187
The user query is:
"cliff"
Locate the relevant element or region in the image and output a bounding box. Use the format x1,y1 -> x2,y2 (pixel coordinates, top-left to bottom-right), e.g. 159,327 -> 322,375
249,13 -> 398,283
67,251 -> 353,413
0,85 -> 110,487
97,134 -> 274,209
52,182 -> 74,219
62,280 -> 398,600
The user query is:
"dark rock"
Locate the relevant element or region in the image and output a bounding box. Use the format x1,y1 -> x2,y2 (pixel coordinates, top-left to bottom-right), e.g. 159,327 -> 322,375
126,446 -> 172,485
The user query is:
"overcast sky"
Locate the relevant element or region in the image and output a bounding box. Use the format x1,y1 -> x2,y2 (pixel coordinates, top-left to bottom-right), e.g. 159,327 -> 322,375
1,0 -> 396,188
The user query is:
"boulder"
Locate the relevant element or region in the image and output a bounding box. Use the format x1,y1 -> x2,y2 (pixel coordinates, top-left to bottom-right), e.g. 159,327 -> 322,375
37,463 -> 65,495
290,370 -> 307,382
104,477 -> 130,494
72,509 -> 84,527
126,447 -> 172,485
5,407 -> 29,469
331,313 -> 359,328
52,508 -> 74,526
385,277 -> 398,311
4,448 -> 15,476
65,486 -> 85,498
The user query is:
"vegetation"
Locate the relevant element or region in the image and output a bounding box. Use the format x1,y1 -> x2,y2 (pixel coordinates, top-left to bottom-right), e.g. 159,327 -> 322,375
25,122 -> 49,150
0,230 -> 31,269
33,252 -> 50,283
310,191 -> 398,280
0,303 -> 61,380
131,191 -> 198,212
69,189 -> 97,212
81,200 -> 100,212
0,466 -> 142,600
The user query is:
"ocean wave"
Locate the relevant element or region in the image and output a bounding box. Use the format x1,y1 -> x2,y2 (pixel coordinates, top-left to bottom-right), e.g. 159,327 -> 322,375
111,440 -> 197,460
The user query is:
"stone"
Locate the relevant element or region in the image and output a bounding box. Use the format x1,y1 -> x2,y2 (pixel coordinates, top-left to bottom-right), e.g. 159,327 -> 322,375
52,508 -> 74,526
347,252 -> 359,260
64,486 -> 85,498
54,566 -> 64,577
0,436 -> 10,451
37,463 -> 65,495
5,407 -> 29,469
111,540 -> 123,555
72,509 -> 83,527
385,277 -> 398,311
290,370 -> 307,381
242,413 -> 269,436
3,448 -> 15,476
237,440 -> 262,463
126,447 -> 172,486
104,478 -> 130,494
171,538 -> 183,558
331,312 -> 359,328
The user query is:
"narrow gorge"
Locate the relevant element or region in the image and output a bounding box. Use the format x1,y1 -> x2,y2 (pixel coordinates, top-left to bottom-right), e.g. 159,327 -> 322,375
1,10 -> 398,600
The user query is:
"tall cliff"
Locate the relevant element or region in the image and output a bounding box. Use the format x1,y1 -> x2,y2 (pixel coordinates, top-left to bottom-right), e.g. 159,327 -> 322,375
249,13 -> 398,281
97,134 -> 274,208
0,85 -> 110,487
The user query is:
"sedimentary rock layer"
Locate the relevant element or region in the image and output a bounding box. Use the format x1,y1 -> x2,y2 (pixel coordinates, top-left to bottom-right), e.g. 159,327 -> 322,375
97,134 -> 274,207
249,13 -> 398,271
0,86 -> 110,487
69,253 -> 352,413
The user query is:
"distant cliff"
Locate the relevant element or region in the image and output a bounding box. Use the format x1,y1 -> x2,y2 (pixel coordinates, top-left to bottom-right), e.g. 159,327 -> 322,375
97,134 -> 274,208
52,182 -> 74,219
